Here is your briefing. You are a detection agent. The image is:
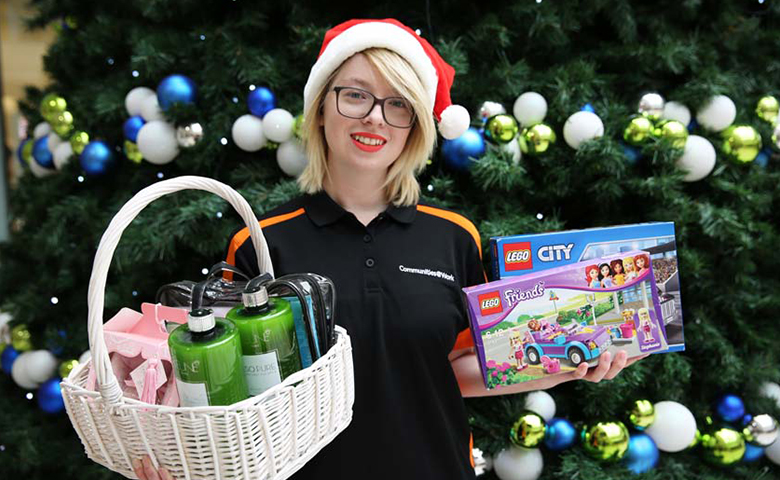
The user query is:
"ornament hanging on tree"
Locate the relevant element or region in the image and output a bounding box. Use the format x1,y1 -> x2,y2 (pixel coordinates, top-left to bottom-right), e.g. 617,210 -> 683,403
623,116 -> 654,146
742,414 -> 779,447
157,74 -> 197,110
442,127 -> 486,171
510,411 -> 547,448
47,132 -> 64,153
661,101 -> 692,126
2,346 -> 20,374
638,93 -> 665,120
50,110 -> 75,137
645,401 -> 697,452
248,86 -> 277,118
70,131 -> 90,155
32,136 -> 55,170
766,428 -> 780,466
40,93 -> 67,122
628,399 -> 656,430
17,139 -> 33,167
59,359 -> 79,379
11,351 -> 41,389
696,95 -> 737,132
262,108 -> 295,143
140,94 -> 164,122
137,121 -> 179,165
518,123 -> 556,155
581,420 -> 630,461
563,111 -> 604,149
755,95 -> 779,124
37,378 -> 65,414
22,350 -> 58,384
722,125 -> 762,163
125,87 -> 156,117
677,135 -> 716,182
493,447 -> 543,480
653,120 -> 688,148
80,140 -> 116,176
232,114 -> 267,152
513,92 -> 547,127
11,324 -> 33,351
699,424 -> 746,465
760,382 -> 780,409
623,433 -> 659,474
33,122 -> 52,139
485,114 -> 519,144
123,116 -> 146,143
524,391 -> 556,421
176,122 -> 204,147
543,417 -> 577,451
499,139 -> 521,164
277,139 -> 309,177
123,140 -> 144,164
292,114 -> 305,140
715,394 -> 745,422
743,443 -> 765,462
478,101 -> 506,122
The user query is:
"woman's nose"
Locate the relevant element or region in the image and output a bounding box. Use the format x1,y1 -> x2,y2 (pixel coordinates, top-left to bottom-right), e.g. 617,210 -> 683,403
362,102 -> 385,126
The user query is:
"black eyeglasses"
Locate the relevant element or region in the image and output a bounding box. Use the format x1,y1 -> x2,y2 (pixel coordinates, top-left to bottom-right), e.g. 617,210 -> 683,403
332,86 -> 416,128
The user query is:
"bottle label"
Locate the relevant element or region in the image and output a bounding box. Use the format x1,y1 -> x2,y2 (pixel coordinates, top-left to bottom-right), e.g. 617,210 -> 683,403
175,378 -> 209,407
243,352 -> 282,396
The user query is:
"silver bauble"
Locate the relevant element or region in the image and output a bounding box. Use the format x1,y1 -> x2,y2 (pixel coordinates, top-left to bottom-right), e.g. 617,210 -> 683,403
176,122 -> 204,148
743,414 -> 779,447
478,101 -> 507,122
638,93 -> 665,120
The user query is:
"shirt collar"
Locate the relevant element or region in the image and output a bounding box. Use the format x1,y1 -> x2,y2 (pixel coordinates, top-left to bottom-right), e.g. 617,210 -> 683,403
304,191 -> 417,226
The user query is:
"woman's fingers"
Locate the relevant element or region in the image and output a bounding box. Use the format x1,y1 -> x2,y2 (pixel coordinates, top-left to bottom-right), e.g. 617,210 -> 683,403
603,350 -> 628,380
159,467 -> 175,480
142,456 -> 161,480
585,351 -> 612,383
132,458 -> 147,480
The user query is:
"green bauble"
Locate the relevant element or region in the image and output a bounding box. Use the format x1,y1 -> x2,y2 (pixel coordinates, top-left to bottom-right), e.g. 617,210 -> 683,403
124,140 -> 143,164
628,399 -> 656,430
653,120 -> 688,149
485,114 -> 519,144
59,359 -> 79,379
699,426 -> 746,465
509,411 -> 547,448
70,131 -> 90,155
581,421 -> 630,461
293,114 -> 305,140
519,123 -> 556,155
756,95 -> 779,124
623,116 -> 654,146
11,324 -> 33,351
722,125 -> 762,163
51,111 -> 75,137
690,429 -> 701,448
21,139 -> 34,165
40,93 -> 67,122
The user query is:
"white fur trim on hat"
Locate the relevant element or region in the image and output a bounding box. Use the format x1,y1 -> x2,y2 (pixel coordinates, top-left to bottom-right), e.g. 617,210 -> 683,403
303,22 -> 438,117
438,104 -> 470,140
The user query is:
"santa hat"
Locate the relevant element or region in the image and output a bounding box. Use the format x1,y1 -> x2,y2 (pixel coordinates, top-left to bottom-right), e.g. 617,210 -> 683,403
303,18 -> 470,140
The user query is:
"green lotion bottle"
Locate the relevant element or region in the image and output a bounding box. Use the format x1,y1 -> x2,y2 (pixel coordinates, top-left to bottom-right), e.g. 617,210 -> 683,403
168,309 -> 248,407
227,286 -> 301,396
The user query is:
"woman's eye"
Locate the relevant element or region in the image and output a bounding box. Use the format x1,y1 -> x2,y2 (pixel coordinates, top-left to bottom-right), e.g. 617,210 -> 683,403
389,99 -> 408,109
346,91 -> 367,100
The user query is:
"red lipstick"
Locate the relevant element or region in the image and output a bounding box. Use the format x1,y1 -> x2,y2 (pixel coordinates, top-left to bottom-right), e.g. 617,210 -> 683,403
351,132 -> 387,153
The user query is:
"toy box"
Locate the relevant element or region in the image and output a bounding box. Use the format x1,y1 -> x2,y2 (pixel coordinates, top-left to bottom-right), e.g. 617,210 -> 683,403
490,222 -> 684,352
463,251 -> 669,389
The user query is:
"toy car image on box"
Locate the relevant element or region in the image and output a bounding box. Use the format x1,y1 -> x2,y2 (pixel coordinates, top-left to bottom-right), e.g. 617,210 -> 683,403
490,222 -> 684,352
463,251 -> 669,389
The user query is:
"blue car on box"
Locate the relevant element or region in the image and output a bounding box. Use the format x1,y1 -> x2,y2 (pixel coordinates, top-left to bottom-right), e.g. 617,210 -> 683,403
524,322 -> 612,366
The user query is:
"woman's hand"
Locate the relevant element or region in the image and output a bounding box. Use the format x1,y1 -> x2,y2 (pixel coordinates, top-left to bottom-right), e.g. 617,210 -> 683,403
132,456 -> 175,480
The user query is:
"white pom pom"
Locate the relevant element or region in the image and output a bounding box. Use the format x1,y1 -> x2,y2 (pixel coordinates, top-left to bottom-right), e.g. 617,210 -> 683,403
500,139 -> 521,165
696,95 -> 736,132
47,133 -> 64,152
524,391 -> 556,421
125,87 -> 156,117
438,104 -> 470,140
493,447 -> 543,480
53,142 -> 74,170
563,111 -> 604,149
232,114 -> 266,152
662,101 -> 691,126
137,121 -> 179,165
29,159 -> 56,178
677,135 -> 716,182
513,92 -> 548,127
140,94 -> 164,122
33,122 -> 52,139
760,382 -> 780,409
644,401 -> 697,452
262,108 -> 295,143
277,140 -> 309,177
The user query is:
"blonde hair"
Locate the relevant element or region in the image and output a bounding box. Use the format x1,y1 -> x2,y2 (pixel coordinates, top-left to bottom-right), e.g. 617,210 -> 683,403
298,48 -> 437,206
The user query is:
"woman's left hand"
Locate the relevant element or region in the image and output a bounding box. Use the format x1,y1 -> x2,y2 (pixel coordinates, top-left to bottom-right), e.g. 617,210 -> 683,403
528,350 -> 647,391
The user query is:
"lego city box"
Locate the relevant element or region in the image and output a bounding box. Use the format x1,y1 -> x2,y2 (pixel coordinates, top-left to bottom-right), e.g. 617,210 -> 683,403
463,251 -> 669,389
490,222 -> 685,352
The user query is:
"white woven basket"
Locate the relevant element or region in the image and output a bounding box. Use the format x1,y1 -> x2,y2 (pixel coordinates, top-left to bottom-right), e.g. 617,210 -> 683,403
61,176 -> 355,480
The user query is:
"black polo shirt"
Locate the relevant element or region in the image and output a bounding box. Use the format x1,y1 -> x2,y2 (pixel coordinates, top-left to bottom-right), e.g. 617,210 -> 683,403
224,191 -> 484,480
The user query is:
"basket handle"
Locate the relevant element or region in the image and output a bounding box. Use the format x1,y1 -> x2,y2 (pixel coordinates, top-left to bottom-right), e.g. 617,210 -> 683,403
87,176 -> 273,406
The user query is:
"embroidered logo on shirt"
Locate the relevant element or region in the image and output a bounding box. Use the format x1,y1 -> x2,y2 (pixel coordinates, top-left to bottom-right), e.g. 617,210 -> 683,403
398,265 -> 455,282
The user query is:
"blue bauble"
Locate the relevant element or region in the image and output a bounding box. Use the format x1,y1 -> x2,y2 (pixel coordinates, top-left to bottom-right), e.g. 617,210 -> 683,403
623,433 -> 659,474
622,142 -> 641,166
716,394 -> 745,422
442,127 -> 486,172
80,140 -> 115,176
544,418 -> 577,451
37,378 -> 65,414
247,87 -> 277,118
32,135 -> 55,169
581,103 -> 596,113
687,119 -> 699,133
123,116 -> 146,142
1,346 -> 20,374
755,147 -> 771,168
742,442 -> 764,462
16,139 -> 30,167
156,74 -> 197,110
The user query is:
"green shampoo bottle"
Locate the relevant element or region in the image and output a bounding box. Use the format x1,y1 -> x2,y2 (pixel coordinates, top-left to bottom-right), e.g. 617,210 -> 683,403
168,309 -> 248,407
227,286 -> 302,396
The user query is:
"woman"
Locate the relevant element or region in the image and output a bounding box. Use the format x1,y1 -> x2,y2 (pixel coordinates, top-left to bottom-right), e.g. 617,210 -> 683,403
134,18 -> 639,480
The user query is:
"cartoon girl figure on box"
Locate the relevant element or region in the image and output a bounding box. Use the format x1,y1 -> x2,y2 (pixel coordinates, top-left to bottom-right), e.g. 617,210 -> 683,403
599,263 -> 614,288
586,265 -> 601,288
611,259 -> 625,286
509,330 -> 529,371
623,257 -> 637,282
635,254 -> 650,278
638,307 -> 655,343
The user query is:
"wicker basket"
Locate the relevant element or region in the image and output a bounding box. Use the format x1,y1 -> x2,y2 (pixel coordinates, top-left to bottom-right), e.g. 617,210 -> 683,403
61,176 -> 355,480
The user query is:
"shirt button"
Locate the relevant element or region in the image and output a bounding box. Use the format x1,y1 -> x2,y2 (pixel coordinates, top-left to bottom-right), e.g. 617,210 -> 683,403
363,234 -> 372,243
365,258 -> 375,268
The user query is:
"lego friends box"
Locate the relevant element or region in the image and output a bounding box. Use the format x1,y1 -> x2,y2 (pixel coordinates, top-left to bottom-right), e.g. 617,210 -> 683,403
463,251 -> 669,389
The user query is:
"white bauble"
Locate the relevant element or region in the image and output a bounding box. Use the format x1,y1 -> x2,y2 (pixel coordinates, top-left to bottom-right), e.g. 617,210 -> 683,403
53,142 -> 74,170
262,108 -> 294,143
524,391 -> 556,421
500,139 -> 521,165
139,94 -> 164,122
24,350 -> 58,383
493,447 -> 543,480
231,114 -> 266,152
79,350 -> 92,364
760,382 -> 780,409
29,158 -> 56,178
47,132 -> 64,152
563,111 -> 604,149
125,86 -> 156,117
662,101 -> 692,126
513,92 -> 547,127
33,122 -> 52,139
677,135 -> 716,182
137,121 -> 179,165
766,429 -> 780,465
696,95 -> 736,132
0,311 -> 11,344
277,140 -> 309,177
644,401 -> 697,452
11,351 -> 41,389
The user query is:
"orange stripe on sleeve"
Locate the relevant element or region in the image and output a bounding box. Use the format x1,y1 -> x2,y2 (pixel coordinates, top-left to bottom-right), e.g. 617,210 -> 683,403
224,208 -> 305,280
416,205 -> 482,259
454,327 -> 475,351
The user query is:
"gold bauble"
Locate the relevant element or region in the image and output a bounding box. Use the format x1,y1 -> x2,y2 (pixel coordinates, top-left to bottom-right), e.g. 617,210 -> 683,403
11,324 -> 33,351
722,125 -> 762,163
0,342 -> 6,356
699,427 -> 746,465
51,111 -> 75,137
653,120 -> 688,149
40,94 -> 67,122
123,140 -> 143,164
485,114 -> 519,144
21,139 -> 34,164
518,123 -> 556,155
690,429 -> 701,448
509,411 -> 547,448
70,131 -> 90,155
756,95 -> 779,124
293,114 -> 305,140
59,359 -> 80,379
628,399 -> 656,430
581,421 -> 630,461
623,116 -> 654,146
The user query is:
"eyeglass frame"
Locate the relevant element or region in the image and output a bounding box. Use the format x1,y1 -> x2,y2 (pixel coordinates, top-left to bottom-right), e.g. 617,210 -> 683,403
331,86 -> 416,128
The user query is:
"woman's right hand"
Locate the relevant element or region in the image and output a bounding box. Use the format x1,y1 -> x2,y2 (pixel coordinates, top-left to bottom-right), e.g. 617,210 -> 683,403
132,456 -> 175,480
